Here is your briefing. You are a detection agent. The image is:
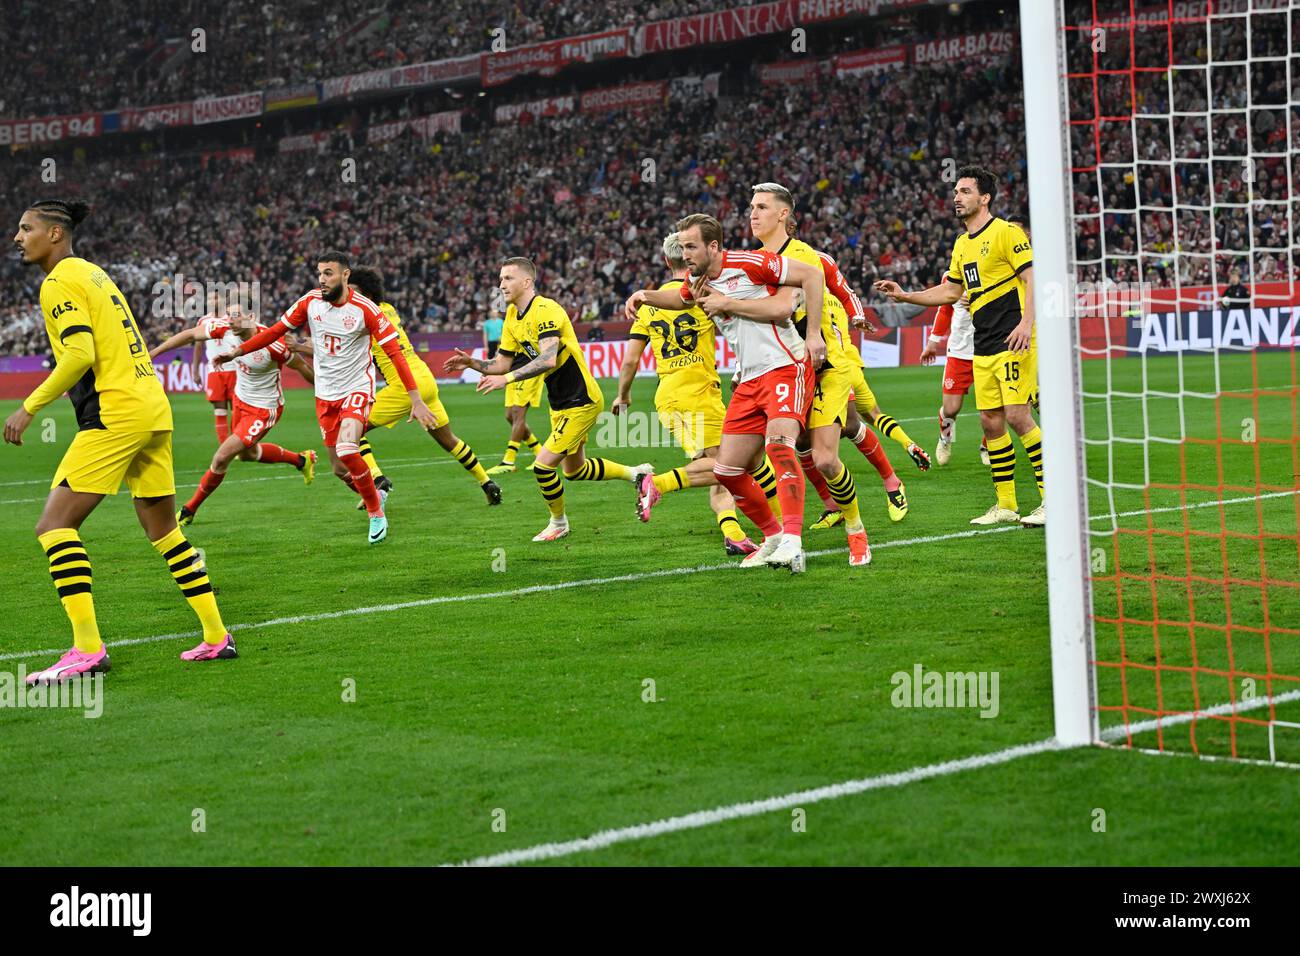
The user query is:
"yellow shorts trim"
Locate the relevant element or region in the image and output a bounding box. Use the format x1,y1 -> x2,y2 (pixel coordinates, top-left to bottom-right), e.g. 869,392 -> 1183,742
809,366 -> 854,430
505,375 -> 543,409
973,343 -> 1038,411
52,429 -> 176,498
657,384 -> 725,457
544,401 -> 603,455
369,376 -> 449,429
845,364 -> 877,414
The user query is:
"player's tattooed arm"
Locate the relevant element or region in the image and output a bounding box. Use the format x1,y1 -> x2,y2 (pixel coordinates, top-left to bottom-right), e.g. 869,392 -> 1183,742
476,337 -> 557,395
446,348 -> 511,376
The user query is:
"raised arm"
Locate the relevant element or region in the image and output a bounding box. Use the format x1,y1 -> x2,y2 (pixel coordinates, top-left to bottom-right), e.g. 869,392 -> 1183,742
150,326 -> 201,360
874,277 -> 963,307
625,286 -> 692,320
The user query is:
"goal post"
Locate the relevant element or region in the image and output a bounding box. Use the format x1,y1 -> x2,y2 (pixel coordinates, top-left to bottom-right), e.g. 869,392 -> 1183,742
1028,0 -> 1300,763
1021,0 -> 1098,747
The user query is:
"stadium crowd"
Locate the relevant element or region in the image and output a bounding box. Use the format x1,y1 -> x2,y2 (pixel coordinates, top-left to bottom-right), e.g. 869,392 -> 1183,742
1,0 -> 745,118
1,3 -> 1289,357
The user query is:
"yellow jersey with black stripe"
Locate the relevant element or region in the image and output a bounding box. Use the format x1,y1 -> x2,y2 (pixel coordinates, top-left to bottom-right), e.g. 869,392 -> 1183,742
629,280 -> 720,395
31,256 -> 171,432
778,238 -> 855,370
499,294 -> 601,410
370,302 -> 436,388
946,217 -> 1033,356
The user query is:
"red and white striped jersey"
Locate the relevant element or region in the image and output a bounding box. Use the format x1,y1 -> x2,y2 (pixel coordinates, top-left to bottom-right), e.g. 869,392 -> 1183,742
206,322 -> 290,410
932,299 -> 975,360
277,288 -> 397,401
679,249 -> 805,384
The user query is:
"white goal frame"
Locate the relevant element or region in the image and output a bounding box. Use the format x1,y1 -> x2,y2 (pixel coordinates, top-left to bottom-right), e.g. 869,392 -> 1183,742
1020,0 -> 1098,746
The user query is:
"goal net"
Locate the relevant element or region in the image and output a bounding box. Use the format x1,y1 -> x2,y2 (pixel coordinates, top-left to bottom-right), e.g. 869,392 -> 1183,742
1028,0 -> 1300,763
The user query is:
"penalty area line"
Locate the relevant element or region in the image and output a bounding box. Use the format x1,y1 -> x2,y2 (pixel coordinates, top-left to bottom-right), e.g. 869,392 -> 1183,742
448,737 -> 1067,866
0,524 -> 1022,663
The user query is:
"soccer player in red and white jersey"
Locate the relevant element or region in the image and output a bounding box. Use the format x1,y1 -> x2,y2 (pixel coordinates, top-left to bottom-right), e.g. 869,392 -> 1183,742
151,302 -> 319,523
192,290 -> 238,444
625,213 -> 827,572
214,252 -> 436,544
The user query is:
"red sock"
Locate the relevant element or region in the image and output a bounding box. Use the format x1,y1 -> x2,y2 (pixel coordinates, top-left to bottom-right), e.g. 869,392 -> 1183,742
255,443 -> 302,466
213,412 -> 229,443
713,465 -> 781,538
187,469 -> 225,513
852,423 -> 900,490
797,448 -> 837,509
766,443 -> 805,537
339,450 -> 382,515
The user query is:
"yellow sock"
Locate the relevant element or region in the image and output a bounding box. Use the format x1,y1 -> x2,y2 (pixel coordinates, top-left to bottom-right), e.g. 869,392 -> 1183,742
826,464 -> 863,530
450,438 -> 490,484
525,432 -> 541,454
358,436 -> 383,479
716,509 -> 747,544
533,465 -> 566,518
39,528 -> 101,653
564,458 -> 632,482
985,432 -> 1019,512
653,467 -> 690,494
152,527 -> 226,643
873,412 -> 914,450
750,456 -> 783,520
1019,425 -> 1044,497
502,440 -> 520,465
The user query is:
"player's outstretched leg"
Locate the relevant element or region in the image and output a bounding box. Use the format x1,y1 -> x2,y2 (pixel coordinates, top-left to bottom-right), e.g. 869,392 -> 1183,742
865,401 -> 930,472
428,423 -> 501,505
811,425 -> 870,567
632,457 -> 716,523
844,418 -> 907,522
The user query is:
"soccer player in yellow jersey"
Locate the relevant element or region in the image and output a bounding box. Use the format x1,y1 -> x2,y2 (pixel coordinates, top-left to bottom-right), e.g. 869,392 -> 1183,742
613,232 -> 760,556
444,257 -> 644,541
338,267 -> 501,507
876,165 -> 1044,527
4,200 -> 234,681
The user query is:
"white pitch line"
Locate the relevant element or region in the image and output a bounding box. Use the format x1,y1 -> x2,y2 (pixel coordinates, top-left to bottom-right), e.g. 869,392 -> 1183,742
1,489 -> 1290,663
0,524 -> 1025,663
450,686 -> 1300,867
0,453 -> 500,499
450,738 -> 1068,866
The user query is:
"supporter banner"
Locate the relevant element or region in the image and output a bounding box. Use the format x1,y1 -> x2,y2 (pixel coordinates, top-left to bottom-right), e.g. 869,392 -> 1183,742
668,73 -> 721,98
758,60 -> 821,85
279,131 -> 332,153
200,146 -> 256,166
367,110 -> 462,144
321,68 -> 392,101
637,1 -> 795,55
795,0 -> 927,23
192,91 -> 264,125
264,83 -> 320,111
118,102 -> 192,132
834,44 -> 908,76
580,80 -> 667,113
0,112 -> 101,146
913,30 -> 1016,67
482,28 -> 630,87
495,95 -> 576,124
392,54 -> 481,88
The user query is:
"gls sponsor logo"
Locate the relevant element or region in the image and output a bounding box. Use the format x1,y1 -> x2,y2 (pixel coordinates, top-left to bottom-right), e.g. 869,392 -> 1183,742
1011,242 -> 1030,255
49,886 -> 151,936
50,301 -> 78,319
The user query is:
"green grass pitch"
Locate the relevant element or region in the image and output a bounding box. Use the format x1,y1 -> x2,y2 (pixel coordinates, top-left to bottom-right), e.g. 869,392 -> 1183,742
1,354 -> 1296,865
